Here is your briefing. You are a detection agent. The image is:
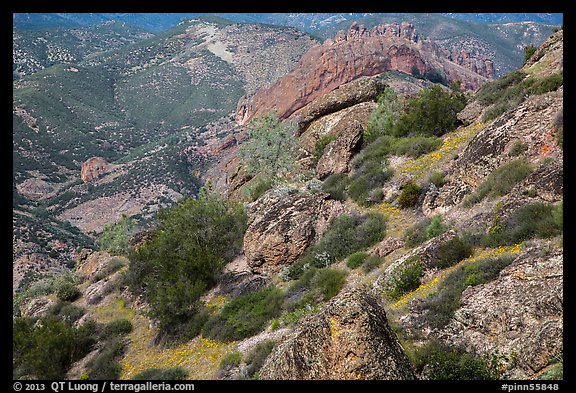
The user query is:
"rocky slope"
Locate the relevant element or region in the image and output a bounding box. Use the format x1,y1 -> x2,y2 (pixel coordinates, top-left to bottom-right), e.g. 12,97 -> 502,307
259,288 -> 416,379
13,18 -> 563,382
236,22 -> 492,125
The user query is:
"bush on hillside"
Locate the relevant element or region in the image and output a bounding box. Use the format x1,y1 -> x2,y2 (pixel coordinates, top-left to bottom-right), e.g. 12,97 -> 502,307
392,85 -> 466,137
124,190 -> 247,332
463,159 -> 533,207
202,286 -> 284,342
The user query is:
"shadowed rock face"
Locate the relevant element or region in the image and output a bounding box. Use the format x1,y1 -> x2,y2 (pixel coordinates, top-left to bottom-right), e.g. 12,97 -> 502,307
236,21 -> 492,125
259,288 -> 416,380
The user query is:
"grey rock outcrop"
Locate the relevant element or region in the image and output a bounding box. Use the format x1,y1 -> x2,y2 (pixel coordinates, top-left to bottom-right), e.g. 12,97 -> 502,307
243,186 -> 329,275
259,288 -> 416,380
440,241 -> 563,379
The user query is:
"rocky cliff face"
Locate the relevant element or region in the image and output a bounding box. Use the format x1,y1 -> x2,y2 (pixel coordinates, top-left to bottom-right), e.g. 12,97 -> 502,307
259,288 -> 416,380
236,21 -> 493,125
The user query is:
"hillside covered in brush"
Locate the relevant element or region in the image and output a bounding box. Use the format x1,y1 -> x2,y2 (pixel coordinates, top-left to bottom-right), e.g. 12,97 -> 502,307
13,14 -> 563,382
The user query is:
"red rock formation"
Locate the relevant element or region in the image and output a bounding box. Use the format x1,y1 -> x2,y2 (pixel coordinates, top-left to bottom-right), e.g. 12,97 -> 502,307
236,22 -> 493,125
81,157 -> 111,182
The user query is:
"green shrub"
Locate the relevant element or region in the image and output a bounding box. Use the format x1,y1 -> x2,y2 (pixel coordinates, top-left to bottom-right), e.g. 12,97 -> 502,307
322,173 -> 349,201
365,89 -> 402,143
425,215 -> 449,240
55,281 -> 81,302
435,237 -> 473,268
243,176 -> 274,202
483,202 -> 563,247
288,267 -> 348,308
203,286 -> 284,342
347,252 -> 369,269
312,268 -> 348,301
220,351 -> 243,369
125,191 -> 247,332
13,316 -> 97,379
392,85 -> 466,137
398,181 -> 421,208
99,214 -> 137,256
404,218 -> 432,248
390,136 -> 443,158
239,112 -> 300,179
362,255 -> 385,273
385,256 -> 424,300
132,367 -> 188,380
428,170 -> 446,188
509,141 -> 528,157
523,45 -> 537,64
245,340 -> 276,379
415,340 -> 503,380
86,338 -> 125,380
52,302 -> 85,324
422,255 -> 514,328
289,212 -> 386,278
477,71 -> 527,107
103,319 -> 133,337
463,159 -> 533,207
347,160 -> 392,206
529,73 -> 563,95
478,71 -> 562,123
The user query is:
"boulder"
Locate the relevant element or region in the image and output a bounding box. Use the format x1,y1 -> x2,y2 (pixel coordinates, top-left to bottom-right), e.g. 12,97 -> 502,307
81,157 -> 112,182
440,241 -> 563,379
294,77 -> 385,135
20,295 -> 57,318
243,186 -> 328,275
259,288 -> 416,380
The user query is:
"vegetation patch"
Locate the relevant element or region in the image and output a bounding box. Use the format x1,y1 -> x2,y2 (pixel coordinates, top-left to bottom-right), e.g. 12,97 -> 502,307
384,256 -> 424,300
478,71 -> 563,122
463,159 -> 533,207
483,202 -> 562,247
420,255 -> 515,329
404,216 -> 449,248
132,367 -> 188,380
414,339 -> 504,380
202,286 -> 284,342
346,252 -> 369,269
13,316 -> 97,379
124,190 -> 247,334
289,212 -> 386,278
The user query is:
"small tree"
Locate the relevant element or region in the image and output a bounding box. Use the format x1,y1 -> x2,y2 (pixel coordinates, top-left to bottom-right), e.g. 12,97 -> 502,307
523,45 -> 537,65
239,112 -> 300,180
99,214 -> 137,256
365,89 -> 403,143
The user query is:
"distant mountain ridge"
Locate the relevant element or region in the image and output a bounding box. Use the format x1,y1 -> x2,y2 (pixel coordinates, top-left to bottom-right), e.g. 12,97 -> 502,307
13,13 -> 563,33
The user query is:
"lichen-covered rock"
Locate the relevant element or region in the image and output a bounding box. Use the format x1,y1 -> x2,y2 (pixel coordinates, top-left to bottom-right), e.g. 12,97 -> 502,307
243,186 -> 329,275
259,288 -> 416,380
370,237 -> 405,258
439,241 -> 563,379
19,295 -> 57,318
315,120 -> 364,179
426,88 -> 563,216
294,77 -> 385,135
